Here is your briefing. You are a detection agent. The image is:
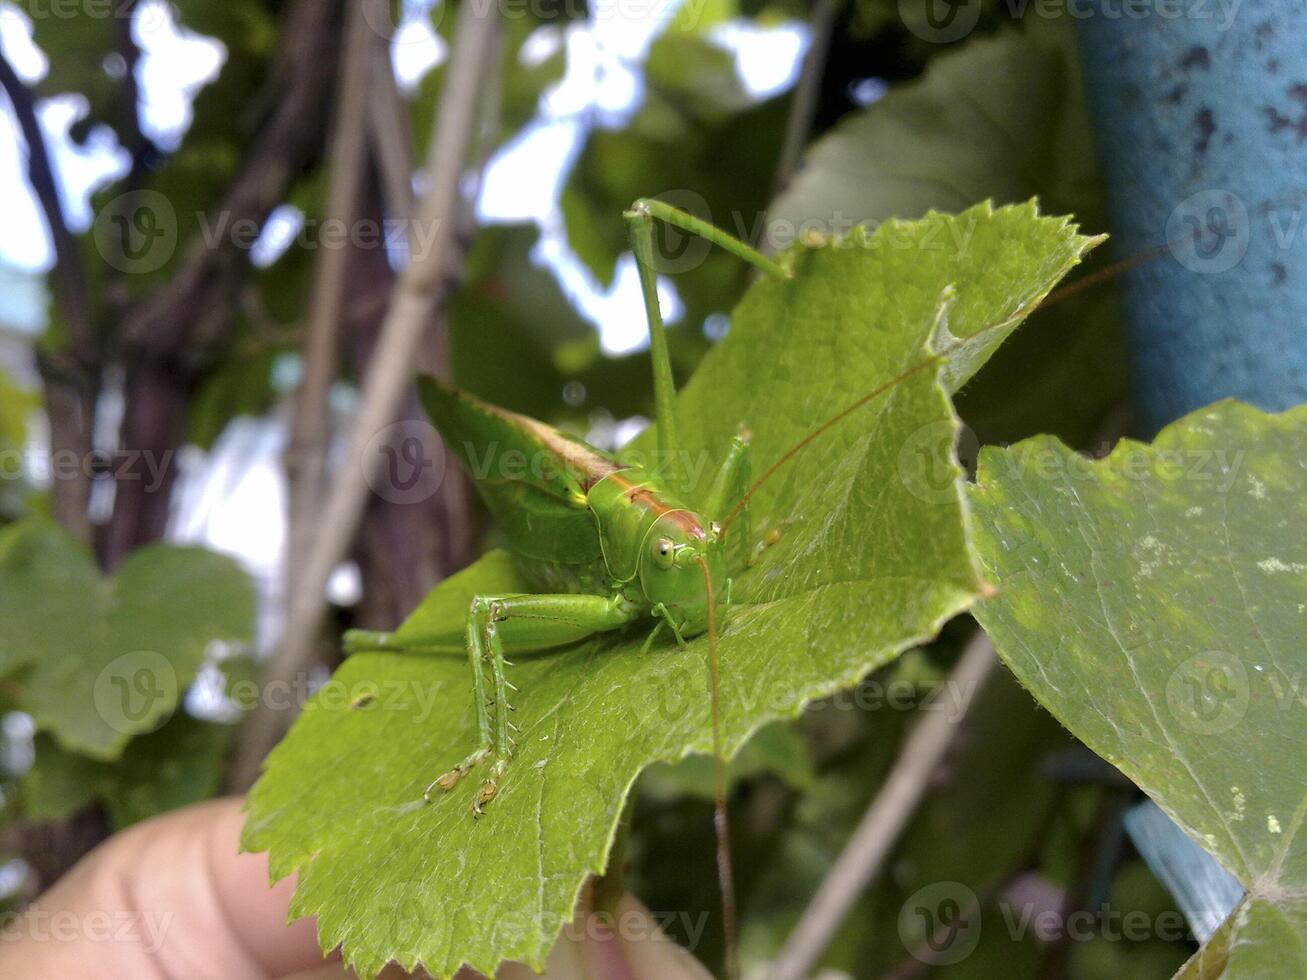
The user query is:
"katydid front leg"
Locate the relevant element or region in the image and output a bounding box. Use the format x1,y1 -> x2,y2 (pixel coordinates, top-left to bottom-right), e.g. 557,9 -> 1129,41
429,592 -> 641,816
703,426 -> 753,560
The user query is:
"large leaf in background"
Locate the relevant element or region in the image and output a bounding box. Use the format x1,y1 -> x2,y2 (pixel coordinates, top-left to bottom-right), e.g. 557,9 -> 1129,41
23,711 -> 232,830
448,224 -> 599,418
244,203 -> 1099,978
770,27 -> 1125,448
969,401 -> 1307,978
0,521 -> 254,757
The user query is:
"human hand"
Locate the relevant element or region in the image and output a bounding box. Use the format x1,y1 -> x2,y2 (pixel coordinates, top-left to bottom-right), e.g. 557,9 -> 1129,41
0,797 -> 710,979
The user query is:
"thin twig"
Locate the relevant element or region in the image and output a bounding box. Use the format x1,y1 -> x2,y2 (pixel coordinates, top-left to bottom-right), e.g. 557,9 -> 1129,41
0,49 -> 95,544
229,3 -> 503,789
367,37 -> 417,227
767,632 -> 999,980
771,0 -> 840,198
285,0 -> 378,589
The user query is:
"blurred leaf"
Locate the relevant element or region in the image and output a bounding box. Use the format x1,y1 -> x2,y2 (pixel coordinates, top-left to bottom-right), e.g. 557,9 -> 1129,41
640,721 -> 814,801
24,711 -> 232,829
0,370 -> 33,453
243,204 -> 1097,978
0,521 -> 254,758
448,225 -> 593,416
970,401 -> 1307,979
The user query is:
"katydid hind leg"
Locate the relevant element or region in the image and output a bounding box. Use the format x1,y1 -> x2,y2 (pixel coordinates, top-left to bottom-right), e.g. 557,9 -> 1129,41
624,197 -> 786,493
428,592 -> 641,815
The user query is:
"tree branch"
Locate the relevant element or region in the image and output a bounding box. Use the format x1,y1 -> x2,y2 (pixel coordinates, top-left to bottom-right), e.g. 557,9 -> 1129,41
229,3 -> 504,789
0,49 -> 96,543
285,0 -> 379,590
772,0 -> 839,198
767,632 -> 999,980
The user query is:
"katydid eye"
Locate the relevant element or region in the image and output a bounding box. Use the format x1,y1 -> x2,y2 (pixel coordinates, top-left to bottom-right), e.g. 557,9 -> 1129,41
654,537 -> 675,567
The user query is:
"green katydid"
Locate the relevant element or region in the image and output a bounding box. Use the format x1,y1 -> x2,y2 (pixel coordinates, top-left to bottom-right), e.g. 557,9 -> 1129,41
344,201 -> 775,819
340,200 -> 1096,977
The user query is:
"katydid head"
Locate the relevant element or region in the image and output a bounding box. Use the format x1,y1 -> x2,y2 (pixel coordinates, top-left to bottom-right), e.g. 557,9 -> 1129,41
639,511 -> 727,637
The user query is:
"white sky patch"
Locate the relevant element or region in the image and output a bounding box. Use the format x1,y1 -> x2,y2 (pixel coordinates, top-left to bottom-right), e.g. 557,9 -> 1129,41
0,94 -> 130,271
392,2 -> 446,92
477,118 -> 585,223
709,18 -> 809,99
0,4 -> 46,82
251,203 -> 307,268
134,0 -> 226,151
542,25 -> 644,124
520,25 -> 565,69
848,76 -> 887,106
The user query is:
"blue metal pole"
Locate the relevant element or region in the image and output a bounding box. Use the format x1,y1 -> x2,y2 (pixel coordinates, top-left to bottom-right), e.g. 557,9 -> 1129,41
1075,9 -> 1307,433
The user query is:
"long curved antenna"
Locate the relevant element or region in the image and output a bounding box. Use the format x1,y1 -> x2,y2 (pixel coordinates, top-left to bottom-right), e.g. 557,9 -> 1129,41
721,295 -> 1045,533
697,554 -> 739,980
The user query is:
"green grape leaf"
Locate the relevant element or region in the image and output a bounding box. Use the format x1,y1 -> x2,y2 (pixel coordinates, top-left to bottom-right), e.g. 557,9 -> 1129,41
770,27 -> 1126,450
243,202 -> 1100,978
0,521 -> 255,758
969,401 -> 1307,979
23,712 -> 233,830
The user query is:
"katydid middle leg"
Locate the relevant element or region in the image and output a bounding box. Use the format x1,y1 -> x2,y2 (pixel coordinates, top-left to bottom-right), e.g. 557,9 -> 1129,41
431,592 -> 641,815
